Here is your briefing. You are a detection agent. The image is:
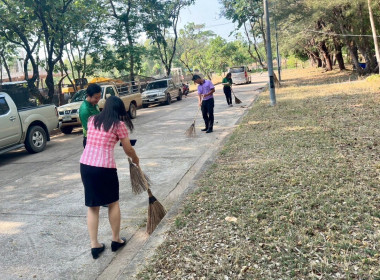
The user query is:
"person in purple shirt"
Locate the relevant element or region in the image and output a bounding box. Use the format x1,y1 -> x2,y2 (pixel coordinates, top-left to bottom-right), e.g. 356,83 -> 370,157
192,74 -> 215,133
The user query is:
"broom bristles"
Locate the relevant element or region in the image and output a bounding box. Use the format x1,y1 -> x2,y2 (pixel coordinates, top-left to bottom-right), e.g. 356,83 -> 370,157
234,95 -> 242,104
185,122 -> 196,137
128,158 -> 150,195
147,189 -> 167,234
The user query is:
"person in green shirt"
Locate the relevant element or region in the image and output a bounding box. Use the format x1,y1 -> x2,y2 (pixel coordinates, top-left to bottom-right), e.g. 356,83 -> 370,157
222,73 -> 233,107
79,83 -> 102,148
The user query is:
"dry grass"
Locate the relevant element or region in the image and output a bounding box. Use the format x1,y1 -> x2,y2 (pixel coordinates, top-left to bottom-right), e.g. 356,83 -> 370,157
136,68 -> 380,279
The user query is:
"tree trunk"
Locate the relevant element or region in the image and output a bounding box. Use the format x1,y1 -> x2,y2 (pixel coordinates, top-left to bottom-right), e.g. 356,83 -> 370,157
244,21 -> 266,69
45,63 -> 55,104
0,54 -> 12,81
334,39 -> 345,70
311,51 -> 323,68
318,41 -> 333,71
179,57 -> 193,75
23,54 -> 46,104
347,41 -> 365,74
357,44 -> 374,73
60,59 -> 76,94
308,54 -> 316,67
368,0 -> 380,73
125,2 -> 135,83
58,74 -> 67,106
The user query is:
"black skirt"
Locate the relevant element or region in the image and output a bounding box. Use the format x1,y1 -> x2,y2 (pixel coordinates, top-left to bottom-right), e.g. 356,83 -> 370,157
80,163 -> 119,207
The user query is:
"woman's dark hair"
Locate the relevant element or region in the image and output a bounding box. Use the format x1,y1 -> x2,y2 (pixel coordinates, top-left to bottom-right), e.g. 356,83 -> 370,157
226,73 -> 232,79
86,83 -> 102,97
93,96 -> 134,132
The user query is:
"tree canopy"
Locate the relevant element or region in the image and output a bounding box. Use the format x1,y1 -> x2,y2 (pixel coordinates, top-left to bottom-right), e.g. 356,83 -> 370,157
1,0 -> 379,104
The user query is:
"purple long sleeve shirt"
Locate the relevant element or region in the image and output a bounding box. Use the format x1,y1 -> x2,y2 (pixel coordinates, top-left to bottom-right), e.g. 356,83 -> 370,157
197,80 -> 215,101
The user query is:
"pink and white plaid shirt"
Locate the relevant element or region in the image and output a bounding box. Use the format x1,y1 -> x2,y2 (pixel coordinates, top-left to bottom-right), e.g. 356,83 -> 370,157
80,117 -> 129,168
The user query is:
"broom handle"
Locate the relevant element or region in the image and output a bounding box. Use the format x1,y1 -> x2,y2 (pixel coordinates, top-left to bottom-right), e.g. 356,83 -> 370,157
231,88 -> 237,97
193,104 -> 201,122
139,165 -> 150,191
192,95 -> 203,122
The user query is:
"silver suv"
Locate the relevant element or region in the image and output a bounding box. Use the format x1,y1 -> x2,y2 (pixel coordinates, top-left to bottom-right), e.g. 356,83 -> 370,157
142,79 -> 182,107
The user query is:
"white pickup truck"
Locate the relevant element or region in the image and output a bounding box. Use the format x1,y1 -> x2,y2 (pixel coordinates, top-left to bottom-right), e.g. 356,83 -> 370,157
0,92 -> 59,154
141,78 -> 183,107
58,83 -> 142,134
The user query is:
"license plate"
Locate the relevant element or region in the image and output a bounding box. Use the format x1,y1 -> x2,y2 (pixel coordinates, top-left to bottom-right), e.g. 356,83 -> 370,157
63,116 -> 72,121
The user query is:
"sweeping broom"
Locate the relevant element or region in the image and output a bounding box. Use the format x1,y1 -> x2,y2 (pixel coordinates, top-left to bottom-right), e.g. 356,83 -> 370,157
185,97 -> 203,137
231,88 -> 242,104
128,158 -> 150,194
146,188 -> 167,234
140,168 -> 167,234
129,160 -> 167,234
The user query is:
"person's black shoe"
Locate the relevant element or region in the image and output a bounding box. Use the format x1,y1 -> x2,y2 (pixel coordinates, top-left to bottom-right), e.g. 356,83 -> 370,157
201,128 -> 208,132
206,128 -> 213,133
91,243 -> 105,259
111,237 -> 127,252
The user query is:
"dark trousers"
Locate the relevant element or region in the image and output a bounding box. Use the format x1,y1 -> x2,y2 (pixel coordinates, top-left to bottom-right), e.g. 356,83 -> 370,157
223,87 -> 232,105
201,98 -> 214,130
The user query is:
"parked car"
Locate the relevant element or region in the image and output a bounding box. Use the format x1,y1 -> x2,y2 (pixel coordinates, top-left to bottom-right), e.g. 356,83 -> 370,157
228,66 -> 252,85
58,83 -> 142,134
141,78 -> 183,107
0,92 -> 59,154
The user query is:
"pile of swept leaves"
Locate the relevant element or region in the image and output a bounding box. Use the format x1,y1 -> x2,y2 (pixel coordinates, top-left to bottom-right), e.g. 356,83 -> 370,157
137,68 -> 379,279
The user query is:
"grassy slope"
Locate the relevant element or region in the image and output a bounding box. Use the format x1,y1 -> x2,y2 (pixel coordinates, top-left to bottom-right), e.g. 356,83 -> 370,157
137,68 -> 380,279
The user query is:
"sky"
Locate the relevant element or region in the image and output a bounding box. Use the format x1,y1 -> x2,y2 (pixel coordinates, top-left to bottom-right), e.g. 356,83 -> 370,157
177,0 -> 240,41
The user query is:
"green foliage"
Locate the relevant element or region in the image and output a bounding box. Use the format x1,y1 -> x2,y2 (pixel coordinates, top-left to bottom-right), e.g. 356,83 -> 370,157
176,23 -> 253,78
142,0 -> 195,76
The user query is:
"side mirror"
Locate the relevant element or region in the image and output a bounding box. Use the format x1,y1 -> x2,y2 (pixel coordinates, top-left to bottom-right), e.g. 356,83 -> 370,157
106,93 -> 111,99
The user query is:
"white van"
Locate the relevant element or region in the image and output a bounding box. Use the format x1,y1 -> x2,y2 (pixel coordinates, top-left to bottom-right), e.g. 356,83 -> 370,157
228,66 -> 252,85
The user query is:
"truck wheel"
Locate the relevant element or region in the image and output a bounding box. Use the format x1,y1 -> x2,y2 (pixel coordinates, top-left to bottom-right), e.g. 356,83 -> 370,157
165,94 -> 171,105
142,104 -> 148,108
25,125 -> 47,154
60,126 -> 73,134
176,91 -> 183,101
129,103 -> 137,119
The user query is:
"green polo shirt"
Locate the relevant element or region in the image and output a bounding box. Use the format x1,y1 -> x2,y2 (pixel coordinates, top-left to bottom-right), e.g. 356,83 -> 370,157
79,100 -> 100,137
222,77 -> 232,87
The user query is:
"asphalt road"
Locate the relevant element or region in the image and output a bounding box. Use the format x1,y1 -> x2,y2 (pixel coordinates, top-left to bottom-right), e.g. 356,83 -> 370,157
0,74 -> 267,280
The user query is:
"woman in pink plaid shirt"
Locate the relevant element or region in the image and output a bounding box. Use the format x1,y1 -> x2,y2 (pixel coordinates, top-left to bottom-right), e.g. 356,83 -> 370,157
80,96 -> 139,259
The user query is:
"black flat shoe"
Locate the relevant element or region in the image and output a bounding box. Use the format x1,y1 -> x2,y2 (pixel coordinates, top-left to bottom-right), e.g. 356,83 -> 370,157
111,237 -> 127,252
91,243 -> 105,259
201,128 -> 208,131
206,129 -> 213,133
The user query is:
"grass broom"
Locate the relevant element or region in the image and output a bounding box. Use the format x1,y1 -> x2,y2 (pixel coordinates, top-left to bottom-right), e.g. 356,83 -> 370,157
128,158 -> 150,194
138,168 -> 167,234
185,97 -> 202,137
147,188 -> 167,234
130,160 -> 167,234
231,88 -> 242,104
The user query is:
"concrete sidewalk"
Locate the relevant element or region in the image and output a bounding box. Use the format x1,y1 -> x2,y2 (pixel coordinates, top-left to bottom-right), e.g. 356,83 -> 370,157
0,74 -> 267,280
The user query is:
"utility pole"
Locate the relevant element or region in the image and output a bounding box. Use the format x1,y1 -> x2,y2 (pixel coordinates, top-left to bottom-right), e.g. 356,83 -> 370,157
263,0 -> 276,106
368,0 -> 380,74
274,3 -> 281,81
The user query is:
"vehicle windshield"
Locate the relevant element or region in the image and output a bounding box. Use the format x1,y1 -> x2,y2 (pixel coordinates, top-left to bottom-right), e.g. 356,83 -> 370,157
230,67 -> 245,73
146,80 -> 168,90
71,89 -> 87,102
